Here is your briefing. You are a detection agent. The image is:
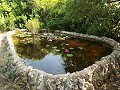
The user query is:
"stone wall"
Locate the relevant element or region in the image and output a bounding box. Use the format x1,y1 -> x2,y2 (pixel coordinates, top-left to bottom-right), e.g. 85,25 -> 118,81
3,31 -> 120,90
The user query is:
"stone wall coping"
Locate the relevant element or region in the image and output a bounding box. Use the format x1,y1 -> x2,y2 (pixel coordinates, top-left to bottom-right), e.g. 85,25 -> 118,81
5,30 -> 120,89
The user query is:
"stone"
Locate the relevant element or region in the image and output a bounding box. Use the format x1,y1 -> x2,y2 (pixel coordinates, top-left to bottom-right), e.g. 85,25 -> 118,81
3,30 -> 120,90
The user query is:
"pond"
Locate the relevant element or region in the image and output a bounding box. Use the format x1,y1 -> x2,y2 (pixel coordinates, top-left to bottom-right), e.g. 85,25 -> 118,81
12,32 -> 112,75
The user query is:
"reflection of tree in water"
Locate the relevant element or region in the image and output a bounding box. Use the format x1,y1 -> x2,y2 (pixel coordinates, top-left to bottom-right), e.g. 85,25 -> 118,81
13,33 -> 112,74
15,35 -> 52,60
61,50 -> 92,73
15,35 -> 65,60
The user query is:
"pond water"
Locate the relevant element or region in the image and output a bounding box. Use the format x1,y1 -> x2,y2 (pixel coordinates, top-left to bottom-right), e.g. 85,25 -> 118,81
12,32 -> 112,75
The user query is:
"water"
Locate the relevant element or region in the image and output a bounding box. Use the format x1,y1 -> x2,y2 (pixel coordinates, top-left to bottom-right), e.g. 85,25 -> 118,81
12,33 -> 112,74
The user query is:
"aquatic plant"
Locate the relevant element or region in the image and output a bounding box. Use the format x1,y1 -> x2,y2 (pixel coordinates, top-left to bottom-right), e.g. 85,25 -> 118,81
55,49 -> 60,52
69,48 -> 74,50
52,46 -> 57,49
25,19 -> 40,34
67,54 -> 73,57
65,49 -> 70,53
78,47 -> 84,50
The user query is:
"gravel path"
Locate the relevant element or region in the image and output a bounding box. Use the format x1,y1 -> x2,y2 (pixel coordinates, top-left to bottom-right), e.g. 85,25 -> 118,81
0,32 -> 5,46
0,32 -> 22,90
0,32 -> 13,89
0,32 -> 120,90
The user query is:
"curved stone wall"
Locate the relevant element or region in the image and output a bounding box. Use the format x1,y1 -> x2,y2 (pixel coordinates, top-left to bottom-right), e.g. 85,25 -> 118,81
4,31 -> 120,90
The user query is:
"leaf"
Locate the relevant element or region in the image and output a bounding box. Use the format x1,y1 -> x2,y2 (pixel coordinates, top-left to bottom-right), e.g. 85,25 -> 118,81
52,46 -> 57,49
69,48 -> 74,50
66,44 -> 69,45
62,47 -> 65,49
67,54 -> 73,57
47,45 -> 50,47
78,47 -> 84,50
55,49 -> 60,52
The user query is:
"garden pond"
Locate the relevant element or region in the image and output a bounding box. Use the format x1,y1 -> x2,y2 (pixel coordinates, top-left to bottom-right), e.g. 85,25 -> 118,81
12,32 -> 112,75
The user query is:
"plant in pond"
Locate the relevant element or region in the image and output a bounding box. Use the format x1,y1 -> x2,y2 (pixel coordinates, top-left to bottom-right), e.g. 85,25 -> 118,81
78,47 -> 84,50
25,18 -> 40,34
55,49 -> 60,52
13,29 -> 22,37
52,46 -> 57,49
65,49 -> 70,53
22,38 -> 33,44
25,19 -> 41,49
69,48 -> 74,50
56,34 -> 71,40
67,54 -> 73,57
12,32 -> 113,74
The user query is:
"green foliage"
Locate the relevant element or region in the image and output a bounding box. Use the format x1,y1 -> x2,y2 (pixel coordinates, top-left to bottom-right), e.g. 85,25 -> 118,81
0,14 -> 6,31
5,12 -> 16,31
15,15 -> 27,29
25,18 -> 40,34
60,0 -> 120,37
0,0 -> 120,39
0,0 -> 15,31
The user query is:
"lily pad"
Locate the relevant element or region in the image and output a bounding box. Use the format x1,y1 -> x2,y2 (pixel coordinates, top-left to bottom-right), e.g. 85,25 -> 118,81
67,54 -> 73,57
55,49 -> 60,52
78,47 -> 84,50
62,47 -> 65,49
69,48 -> 74,50
66,44 -> 69,46
47,45 -> 50,47
52,46 -> 57,49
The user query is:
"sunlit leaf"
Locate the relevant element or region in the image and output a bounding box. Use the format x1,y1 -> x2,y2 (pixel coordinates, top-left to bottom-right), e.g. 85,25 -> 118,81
67,54 -> 73,57
69,48 -> 74,50
62,47 -> 65,49
78,47 -> 84,50
52,46 -> 57,49
55,49 -> 60,52
66,44 -> 69,45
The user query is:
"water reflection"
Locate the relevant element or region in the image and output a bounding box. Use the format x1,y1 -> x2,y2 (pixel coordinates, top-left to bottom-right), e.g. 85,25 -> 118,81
12,33 -> 112,74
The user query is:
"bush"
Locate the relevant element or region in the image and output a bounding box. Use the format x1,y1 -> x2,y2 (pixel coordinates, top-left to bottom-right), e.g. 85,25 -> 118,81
0,14 -> 6,31
57,0 -> 120,37
15,15 -> 27,29
25,18 -> 40,34
0,13 -> 16,31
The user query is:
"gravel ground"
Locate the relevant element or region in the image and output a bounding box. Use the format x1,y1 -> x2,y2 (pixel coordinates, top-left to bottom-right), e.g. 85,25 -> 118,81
100,75 -> 120,90
0,32 -> 22,90
0,32 -> 120,90
0,32 -> 12,89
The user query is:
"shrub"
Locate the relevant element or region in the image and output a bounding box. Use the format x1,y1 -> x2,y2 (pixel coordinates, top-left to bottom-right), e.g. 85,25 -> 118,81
25,18 -> 40,34
57,0 -> 120,37
0,14 -> 6,31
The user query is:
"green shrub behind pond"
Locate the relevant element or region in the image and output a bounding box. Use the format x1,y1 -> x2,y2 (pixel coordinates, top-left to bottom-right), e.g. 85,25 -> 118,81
56,0 -> 120,38
0,0 -> 120,39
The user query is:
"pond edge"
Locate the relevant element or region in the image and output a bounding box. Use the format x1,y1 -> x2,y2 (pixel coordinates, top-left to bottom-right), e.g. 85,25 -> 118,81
4,30 -> 120,90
